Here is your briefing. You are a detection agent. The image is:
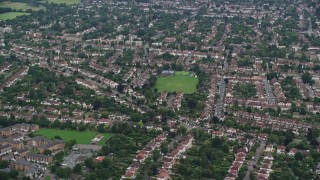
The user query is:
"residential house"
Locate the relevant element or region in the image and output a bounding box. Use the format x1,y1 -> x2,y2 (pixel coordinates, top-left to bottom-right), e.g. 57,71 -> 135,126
0,144 -> 12,156
26,153 -> 53,165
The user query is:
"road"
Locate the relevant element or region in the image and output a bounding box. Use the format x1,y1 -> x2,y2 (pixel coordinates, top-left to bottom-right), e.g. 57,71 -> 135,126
214,78 -> 225,119
244,141 -> 266,180
263,79 -> 275,105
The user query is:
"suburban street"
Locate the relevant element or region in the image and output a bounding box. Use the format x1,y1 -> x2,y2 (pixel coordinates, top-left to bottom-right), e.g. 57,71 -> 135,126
244,141 -> 266,180
263,79 -> 275,105
214,78 -> 225,119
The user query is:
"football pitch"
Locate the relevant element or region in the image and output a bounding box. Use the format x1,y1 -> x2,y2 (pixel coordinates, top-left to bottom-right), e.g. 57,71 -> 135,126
0,2 -> 45,11
155,72 -> 198,94
0,12 -> 30,20
32,128 -> 112,144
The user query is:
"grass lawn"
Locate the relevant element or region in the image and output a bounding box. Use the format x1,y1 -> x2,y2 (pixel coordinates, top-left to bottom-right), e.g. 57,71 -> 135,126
41,0 -> 80,5
98,133 -> 113,145
32,128 -> 112,144
174,71 -> 192,76
0,2 -> 45,11
45,176 -> 51,180
155,73 -> 198,94
0,12 -> 30,20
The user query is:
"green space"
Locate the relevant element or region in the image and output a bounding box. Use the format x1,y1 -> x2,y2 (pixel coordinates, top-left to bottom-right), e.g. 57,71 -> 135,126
174,71 -> 191,76
155,71 -> 198,94
0,2 -> 45,11
45,176 -> 51,180
281,76 -> 301,100
86,122 -> 161,179
98,133 -> 113,145
233,82 -> 257,98
270,153 -> 318,179
41,0 -> 81,5
0,12 -> 30,20
172,130 -> 234,179
32,128 -> 112,144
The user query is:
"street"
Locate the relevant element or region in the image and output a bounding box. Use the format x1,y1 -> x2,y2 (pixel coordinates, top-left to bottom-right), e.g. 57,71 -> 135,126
244,141 -> 266,180
214,78 -> 225,119
263,79 -> 275,105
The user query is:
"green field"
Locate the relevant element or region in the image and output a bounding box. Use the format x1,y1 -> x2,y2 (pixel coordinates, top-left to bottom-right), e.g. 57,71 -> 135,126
0,2 -> 45,11
174,71 -> 192,76
32,129 -> 112,144
0,12 -> 30,20
41,0 -> 80,5
155,72 -> 198,94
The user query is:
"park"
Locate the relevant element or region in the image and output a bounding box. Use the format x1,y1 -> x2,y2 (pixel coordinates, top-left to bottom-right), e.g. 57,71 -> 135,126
41,0 -> 80,5
0,0 -> 79,20
155,71 -> 198,94
0,12 -> 30,20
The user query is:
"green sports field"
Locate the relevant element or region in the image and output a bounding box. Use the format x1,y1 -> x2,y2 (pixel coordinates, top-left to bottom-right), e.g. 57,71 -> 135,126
155,72 -> 198,94
174,71 -> 192,76
0,12 -> 30,20
32,128 -> 112,144
41,0 -> 80,5
0,2 -> 45,11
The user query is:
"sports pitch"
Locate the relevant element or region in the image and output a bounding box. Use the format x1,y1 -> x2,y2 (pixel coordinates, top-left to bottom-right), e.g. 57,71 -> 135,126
0,2 -> 45,11
0,12 -> 30,20
32,128 -> 112,144
41,0 -> 81,5
155,71 -> 198,94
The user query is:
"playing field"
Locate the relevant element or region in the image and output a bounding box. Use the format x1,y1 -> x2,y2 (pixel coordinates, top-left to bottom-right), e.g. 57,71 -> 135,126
0,12 -> 30,20
0,2 -> 45,11
174,71 -> 192,76
41,0 -> 80,5
155,73 -> 198,94
32,128 -> 112,144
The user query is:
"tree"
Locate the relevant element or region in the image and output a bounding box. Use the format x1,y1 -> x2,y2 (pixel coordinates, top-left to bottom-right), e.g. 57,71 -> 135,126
56,167 -> 72,179
151,163 -> 158,175
101,158 -> 111,168
177,126 -> 187,135
84,158 -> 96,170
152,149 -> 160,162
0,160 -> 9,168
9,169 -> 18,178
43,149 -> 52,155
85,173 -> 98,180
211,116 -> 220,124
266,72 -> 278,80
176,164 -> 189,176
301,72 -> 314,85
224,78 -> 229,84
65,139 -> 77,149
212,137 -> 222,147
97,124 -> 106,133
224,119 -> 235,128
93,99 -> 102,110
137,120 -> 143,128
73,163 -> 82,174
117,84 -> 124,93
294,152 -> 304,161
160,142 -> 169,154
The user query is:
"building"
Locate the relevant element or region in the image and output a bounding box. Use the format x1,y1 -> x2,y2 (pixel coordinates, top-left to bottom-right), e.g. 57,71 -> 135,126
26,153 -> 53,165
0,144 -> 12,156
